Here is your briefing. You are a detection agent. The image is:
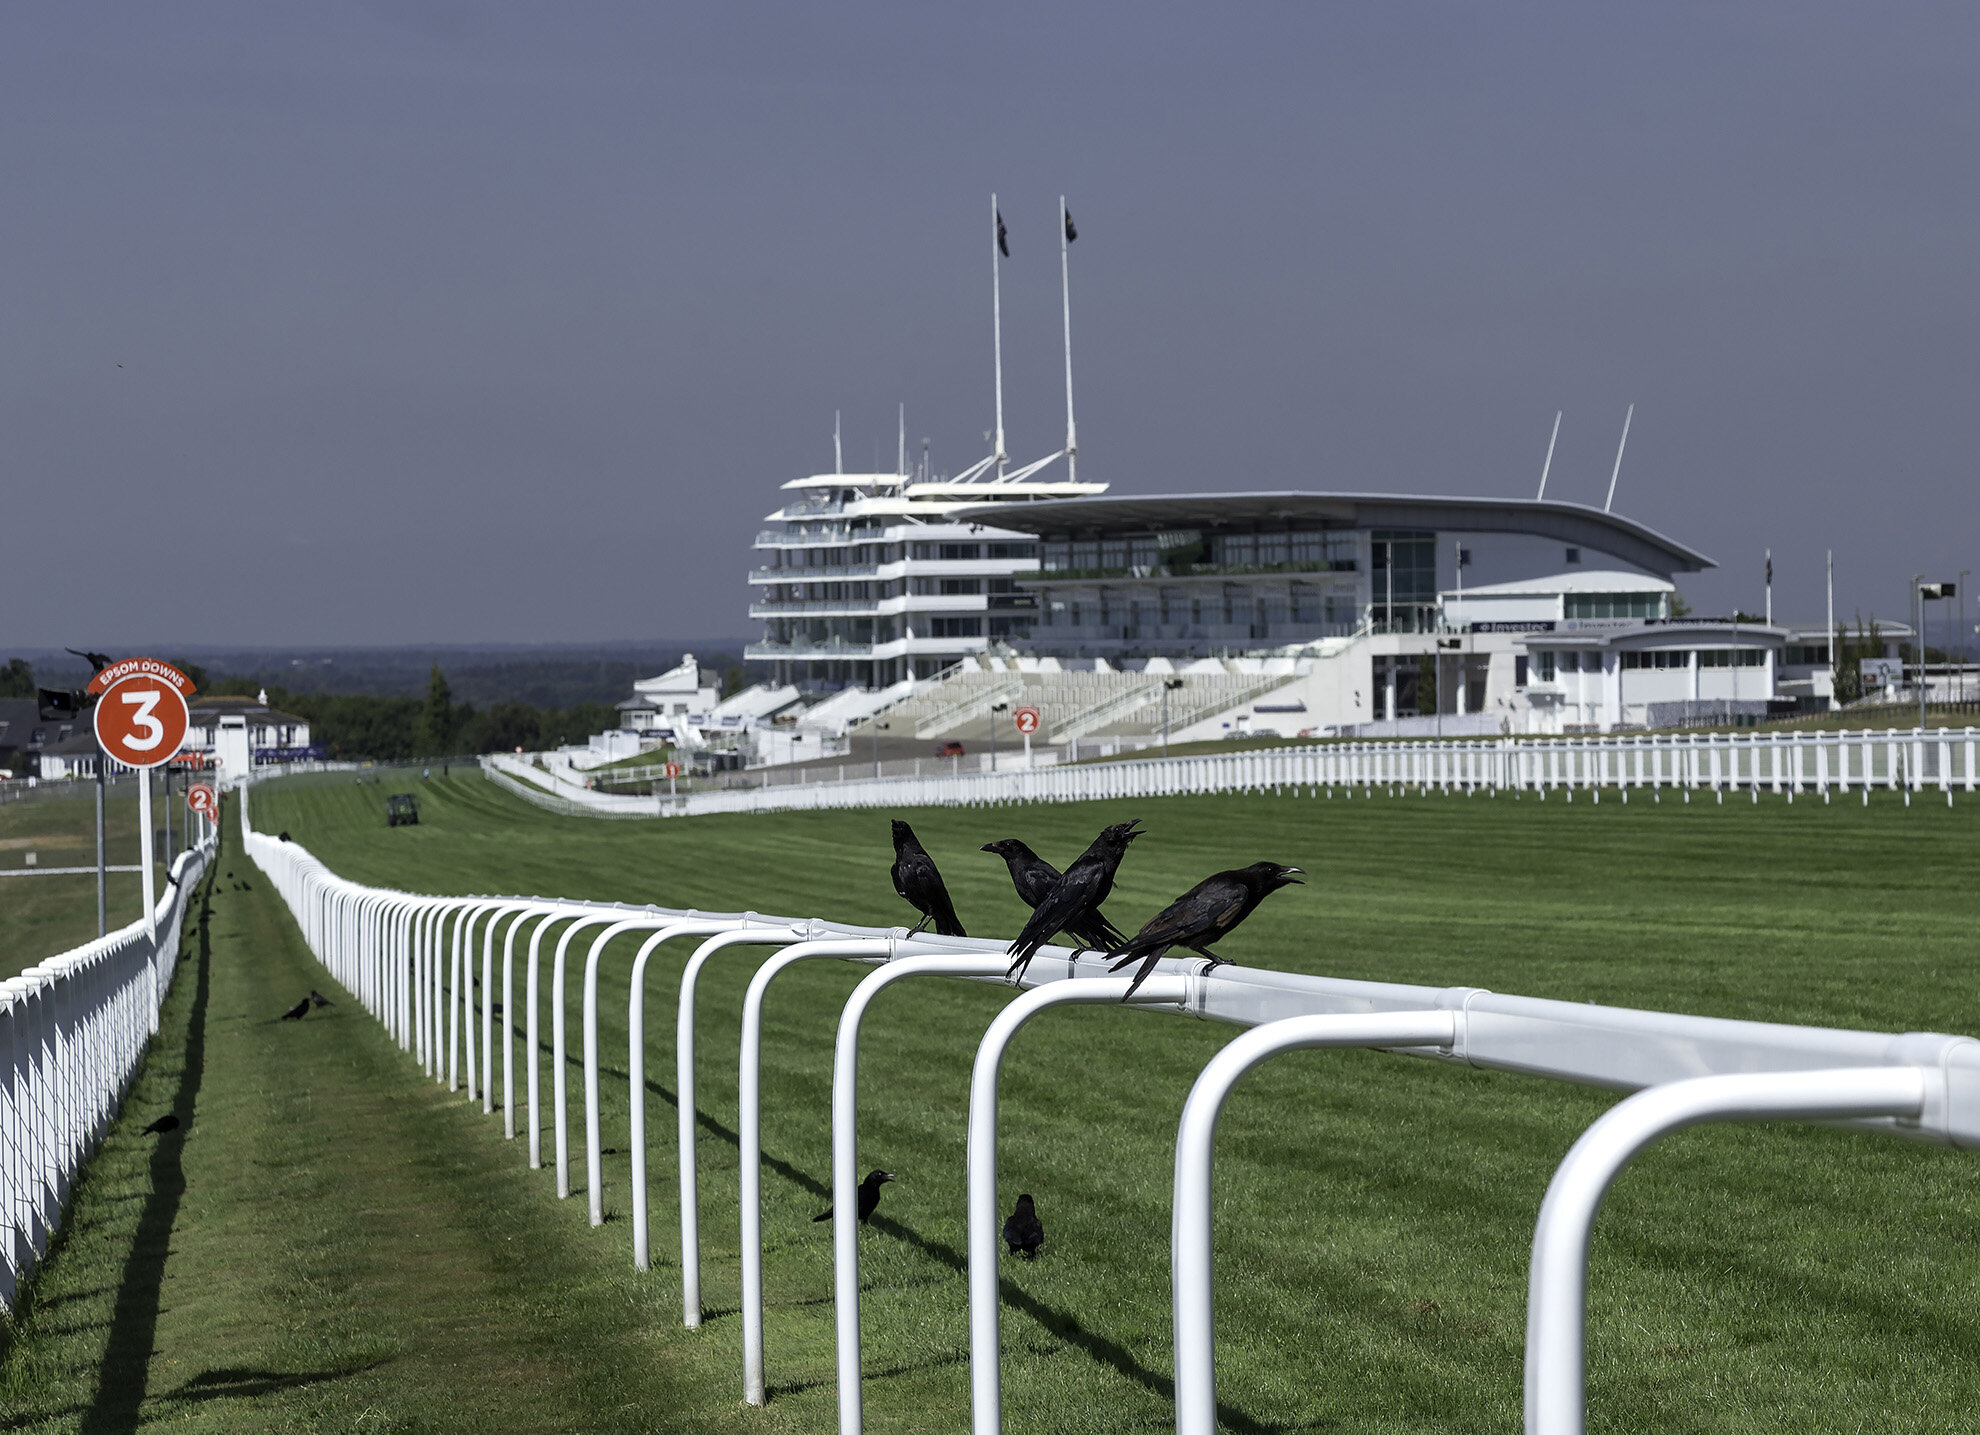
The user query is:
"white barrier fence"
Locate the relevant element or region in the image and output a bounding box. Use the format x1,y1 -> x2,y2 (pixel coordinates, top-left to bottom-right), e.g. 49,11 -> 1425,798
0,835 -> 215,1311
487,726 -> 1980,818
237,782 -> 1980,1435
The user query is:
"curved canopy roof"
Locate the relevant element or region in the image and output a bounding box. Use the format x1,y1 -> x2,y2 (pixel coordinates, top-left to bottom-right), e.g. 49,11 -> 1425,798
950,491 -> 1714,578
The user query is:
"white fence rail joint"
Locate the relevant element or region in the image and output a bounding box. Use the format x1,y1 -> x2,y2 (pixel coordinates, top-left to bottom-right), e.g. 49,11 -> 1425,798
236,781 -> 1980,1433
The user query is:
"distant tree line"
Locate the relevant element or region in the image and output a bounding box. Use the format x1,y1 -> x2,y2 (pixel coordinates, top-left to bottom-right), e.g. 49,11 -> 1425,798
0,656 -> 622,762
208,665 -> 621,761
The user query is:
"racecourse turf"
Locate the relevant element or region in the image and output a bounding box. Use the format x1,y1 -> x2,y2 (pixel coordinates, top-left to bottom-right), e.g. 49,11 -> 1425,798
5,771 -> 1979,1431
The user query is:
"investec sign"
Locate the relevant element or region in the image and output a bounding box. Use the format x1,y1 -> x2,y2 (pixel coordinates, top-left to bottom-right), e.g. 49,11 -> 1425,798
1469,621 -> 1556,634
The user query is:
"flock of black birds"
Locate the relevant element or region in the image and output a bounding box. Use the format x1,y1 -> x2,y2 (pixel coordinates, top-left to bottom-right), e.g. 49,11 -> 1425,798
878,816 -> 1304,1256
891,817 -> 1303,998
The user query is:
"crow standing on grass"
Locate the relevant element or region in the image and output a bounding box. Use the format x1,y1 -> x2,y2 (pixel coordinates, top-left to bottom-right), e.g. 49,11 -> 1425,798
891,821 -> 965,936
280,998 -> 310,1021
1004,819 -> 1144,981
1107,862 -> 1304,999
814,1169 -> 894,1224
1003,1193 -> 1044,1258
981,839 -> 1127,955
309,990 -> 334,1007
141,1113 -> 181,1136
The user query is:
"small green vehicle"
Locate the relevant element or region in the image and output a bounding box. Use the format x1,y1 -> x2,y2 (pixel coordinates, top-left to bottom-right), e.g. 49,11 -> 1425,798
386,793 -> 421,828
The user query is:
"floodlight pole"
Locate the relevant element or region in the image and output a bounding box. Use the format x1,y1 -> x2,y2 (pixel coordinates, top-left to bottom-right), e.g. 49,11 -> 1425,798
1959,571 -> 1969,705
1914,574 -> 1926,730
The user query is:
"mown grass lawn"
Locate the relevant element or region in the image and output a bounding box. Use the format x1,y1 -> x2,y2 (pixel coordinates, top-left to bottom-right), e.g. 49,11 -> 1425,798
10,770 -> 1980,1432
0,787 -> 179,980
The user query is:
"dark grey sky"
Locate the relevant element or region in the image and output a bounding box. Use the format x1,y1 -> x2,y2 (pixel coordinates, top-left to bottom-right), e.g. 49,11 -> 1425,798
6,4 -> 1977,647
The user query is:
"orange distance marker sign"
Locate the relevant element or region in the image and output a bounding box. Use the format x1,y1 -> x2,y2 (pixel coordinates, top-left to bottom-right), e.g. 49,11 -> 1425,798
1013,706 -> 1041,735
187,783 -> 219,819
89,658 -> 195,771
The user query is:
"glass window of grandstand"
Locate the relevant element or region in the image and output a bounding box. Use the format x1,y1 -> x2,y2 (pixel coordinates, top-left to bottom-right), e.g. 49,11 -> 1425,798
1565,591 -> 1667,620
938,542 -> 981,561
1695,648 -> 1766,667
1619,650 -> 1691,669
1371,530 -> 1437,632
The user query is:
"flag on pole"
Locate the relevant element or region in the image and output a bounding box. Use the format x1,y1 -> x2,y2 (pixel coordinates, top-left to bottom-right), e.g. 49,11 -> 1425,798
1064,207 -> 1077,243
996,210 -> 1008,258
1765,554 -> 1772,585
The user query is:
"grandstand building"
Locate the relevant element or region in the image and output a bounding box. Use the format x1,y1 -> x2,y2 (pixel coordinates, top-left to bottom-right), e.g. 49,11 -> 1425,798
745,465 -> 1102,689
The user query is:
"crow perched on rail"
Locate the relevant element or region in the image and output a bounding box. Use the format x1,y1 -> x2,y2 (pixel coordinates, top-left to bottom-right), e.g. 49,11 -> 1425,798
1003,1193 -> 1044,1258
814,1169 -> 894,1223
1107,862 -> 1304,999
279,998 -> 310,1021
141,1113 -> 181,1136
891,821 -> 965,936
981,838 -> 1126,955
1004,819 -> 1144,980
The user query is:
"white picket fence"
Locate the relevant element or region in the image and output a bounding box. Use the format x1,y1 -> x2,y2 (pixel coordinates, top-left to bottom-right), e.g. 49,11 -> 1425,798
238,781 -> 1980,1435
1,836 -> 215,1311
486,727 -> 1980,819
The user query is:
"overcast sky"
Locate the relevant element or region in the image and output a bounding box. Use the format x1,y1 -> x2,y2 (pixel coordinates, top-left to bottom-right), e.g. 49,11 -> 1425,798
4,4 -> 1977,648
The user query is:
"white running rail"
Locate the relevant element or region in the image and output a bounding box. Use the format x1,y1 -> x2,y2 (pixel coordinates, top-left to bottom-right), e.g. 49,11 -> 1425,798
1,835 -> 216,1312
486,726 -> 1980,819
238,782 -> 1980,1435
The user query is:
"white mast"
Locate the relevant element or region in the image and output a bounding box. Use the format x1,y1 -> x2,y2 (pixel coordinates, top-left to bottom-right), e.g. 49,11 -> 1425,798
991,193 -> 1008,479
1536,410 -> 1561,500
897,404 -> 906,477
1061,195 -> 1078,486
1765,548 -> 1773,625
834,410 -> 842,475
1826,548 -> 1835,678
1603,402 -> 1633,513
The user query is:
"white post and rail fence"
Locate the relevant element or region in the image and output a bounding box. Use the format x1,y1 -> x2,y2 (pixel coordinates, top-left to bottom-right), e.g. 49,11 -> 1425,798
143,780 -> 1978,1435
486,725 -> 1980,818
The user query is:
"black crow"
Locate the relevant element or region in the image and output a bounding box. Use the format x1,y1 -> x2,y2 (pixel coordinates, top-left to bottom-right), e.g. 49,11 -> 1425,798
278,831 -> 292,842
280,999 -> 310,1021
1005,819 -> 1144,980
814,1169 -> 894,1223
309,990 -> 333,1007
981,838 -> 1126,954
66,648 -> 112,672
1107,862 -> 1304,999
1003,1193 -> 1044,1258
141,1113 -> 181,1135
891,821 -> 965,936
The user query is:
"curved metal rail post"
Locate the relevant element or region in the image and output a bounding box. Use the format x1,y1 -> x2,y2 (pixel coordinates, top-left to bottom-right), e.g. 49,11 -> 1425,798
831,954 -> 1013,1435
499,903 -> 562,1136
550,913 -> 624,1192
670,922 -> 809,1316
523,909 -> 583,1165
739,938 -> 897,1407
966,971 -> 1190,1435
1172,1009 -> 1459,1435
1524,1065 -> 1932,1435
585,917 -> 737,1228
480,903 -> 533,1112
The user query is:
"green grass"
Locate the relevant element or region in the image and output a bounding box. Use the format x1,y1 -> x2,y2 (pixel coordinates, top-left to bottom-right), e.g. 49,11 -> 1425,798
0,789 -> 180,979
12,772 -> 1980,1432
0,800 -> 774,1433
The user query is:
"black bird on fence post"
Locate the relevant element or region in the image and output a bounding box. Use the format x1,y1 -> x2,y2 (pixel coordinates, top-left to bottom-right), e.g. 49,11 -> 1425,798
891,820 -> 966,936
814,1169 -> 895,1223
1107,861 -> 1304,999
981,838 -> 1126,954
1003,1193 -> 1044,1258
1004,819 -> 1144,980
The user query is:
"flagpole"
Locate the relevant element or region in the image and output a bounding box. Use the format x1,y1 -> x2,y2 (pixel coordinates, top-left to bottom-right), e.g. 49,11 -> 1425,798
1061,195 -> 1077,486
991,193 -> 1007,480
1765,548 -> 1773,625
834,410 -> 842,475
897,403 -> 906,477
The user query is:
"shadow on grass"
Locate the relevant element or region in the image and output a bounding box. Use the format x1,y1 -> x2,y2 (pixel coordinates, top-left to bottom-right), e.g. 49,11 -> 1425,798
79,839 -> 217,1434
157,1363 -> 382,1405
